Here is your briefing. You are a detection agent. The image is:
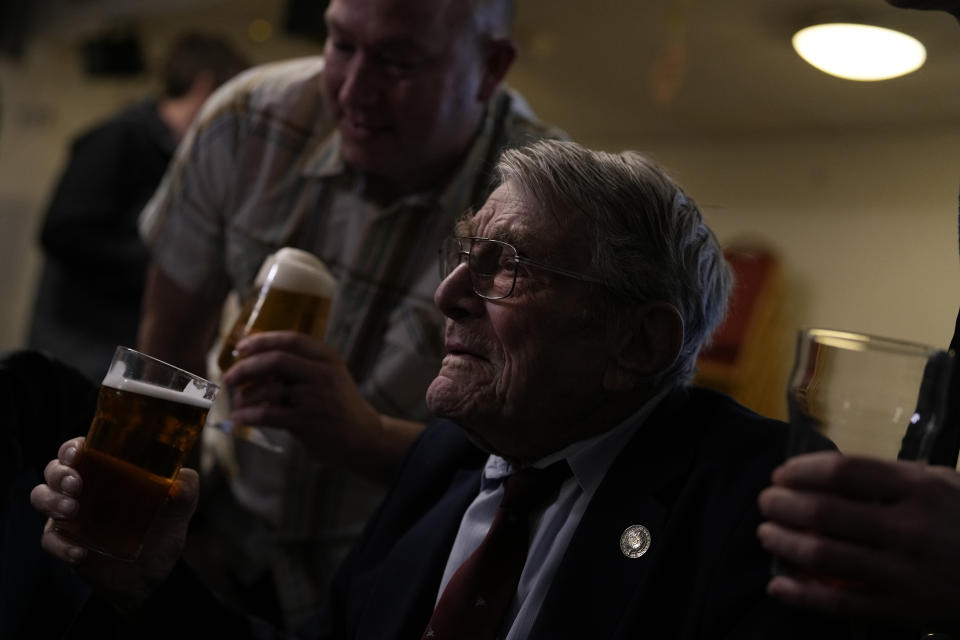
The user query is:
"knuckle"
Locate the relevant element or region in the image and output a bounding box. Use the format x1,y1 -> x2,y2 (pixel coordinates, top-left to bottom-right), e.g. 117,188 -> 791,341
794,535 -> 830,568
913,471 -> 951,503
43,458 -> 60,480
761,487 -> 794,519
29,484 -> 48,510
822,454 -> 853,484
803,499 -> 833,528
59,437 -> 83,460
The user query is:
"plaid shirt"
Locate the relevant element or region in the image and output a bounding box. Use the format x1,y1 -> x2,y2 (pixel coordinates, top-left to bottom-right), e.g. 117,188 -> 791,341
140,56 -> 566,630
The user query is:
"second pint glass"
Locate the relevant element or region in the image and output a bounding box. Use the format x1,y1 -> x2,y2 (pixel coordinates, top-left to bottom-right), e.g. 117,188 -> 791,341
217,247 -> 337,371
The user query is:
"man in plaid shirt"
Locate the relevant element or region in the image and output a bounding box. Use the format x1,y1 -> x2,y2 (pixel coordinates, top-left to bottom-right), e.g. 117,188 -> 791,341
134,0 -> 565,630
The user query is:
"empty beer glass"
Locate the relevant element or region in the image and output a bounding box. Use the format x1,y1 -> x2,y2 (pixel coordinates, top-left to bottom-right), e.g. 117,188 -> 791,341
773,328 -> 954,588
786,327 -> 953,462
53,347 -> 219,561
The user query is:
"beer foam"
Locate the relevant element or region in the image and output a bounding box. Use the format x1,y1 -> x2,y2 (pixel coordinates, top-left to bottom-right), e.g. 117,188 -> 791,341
102,364 -> 214,409
252,252 -> 278,287
266,248 -> 336,297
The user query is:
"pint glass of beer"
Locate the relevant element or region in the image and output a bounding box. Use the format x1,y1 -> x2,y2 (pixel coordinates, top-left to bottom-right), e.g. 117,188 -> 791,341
53,347 -> 219,561
213,248 -> 336,451
217,247 -> 336,372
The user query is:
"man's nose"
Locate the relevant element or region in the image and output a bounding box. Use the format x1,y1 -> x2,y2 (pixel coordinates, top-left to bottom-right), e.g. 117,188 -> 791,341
339,53 -> 382,108
435,262 -> 484,320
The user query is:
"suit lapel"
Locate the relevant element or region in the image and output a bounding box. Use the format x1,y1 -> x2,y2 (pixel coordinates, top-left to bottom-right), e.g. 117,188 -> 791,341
355,458 -> 483,639
530,388 -> 708,639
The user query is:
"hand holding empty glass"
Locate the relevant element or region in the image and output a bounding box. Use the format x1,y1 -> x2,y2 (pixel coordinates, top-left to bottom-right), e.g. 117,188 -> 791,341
758,327 -> 960,630
769,327 -> 953,585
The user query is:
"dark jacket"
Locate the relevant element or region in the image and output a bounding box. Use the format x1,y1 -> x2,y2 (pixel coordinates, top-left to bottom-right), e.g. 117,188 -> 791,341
27,100 -> 175,382
77,386 -> 850,639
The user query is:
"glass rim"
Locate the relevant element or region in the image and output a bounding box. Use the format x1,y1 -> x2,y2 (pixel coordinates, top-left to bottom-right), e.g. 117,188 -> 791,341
798,327 -> 951,358
112,346 -> 220,389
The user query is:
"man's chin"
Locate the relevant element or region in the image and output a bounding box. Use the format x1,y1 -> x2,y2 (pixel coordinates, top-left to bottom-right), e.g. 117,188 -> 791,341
425,375 -> 466,419
341,146 -> 386,173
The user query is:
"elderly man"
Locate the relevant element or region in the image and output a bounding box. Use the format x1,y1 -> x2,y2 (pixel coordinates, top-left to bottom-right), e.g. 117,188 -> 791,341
32,140 -> 842,638
757,1 -> 960,636
134,0 -> 563,628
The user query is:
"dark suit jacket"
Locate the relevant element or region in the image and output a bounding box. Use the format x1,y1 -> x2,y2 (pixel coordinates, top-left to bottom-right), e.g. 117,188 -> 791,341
309,385 -> 842,639
85,385 -> 854,639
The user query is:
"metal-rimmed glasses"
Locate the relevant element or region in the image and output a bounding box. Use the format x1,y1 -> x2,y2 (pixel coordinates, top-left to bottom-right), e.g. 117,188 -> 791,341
439,236 -> 605,300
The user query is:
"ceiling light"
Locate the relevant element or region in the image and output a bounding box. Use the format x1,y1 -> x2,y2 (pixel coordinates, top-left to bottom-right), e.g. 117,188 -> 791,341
792,23 -> 926,81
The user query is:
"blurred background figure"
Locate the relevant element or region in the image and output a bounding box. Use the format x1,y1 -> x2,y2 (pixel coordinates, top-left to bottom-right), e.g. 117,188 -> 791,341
26,31 -> 248,382
0,28 -> 248,640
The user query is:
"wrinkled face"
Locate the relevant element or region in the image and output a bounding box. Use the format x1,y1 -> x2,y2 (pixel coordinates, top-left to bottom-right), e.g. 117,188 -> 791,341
322,0 -> 491,191
425,182 -> 615,463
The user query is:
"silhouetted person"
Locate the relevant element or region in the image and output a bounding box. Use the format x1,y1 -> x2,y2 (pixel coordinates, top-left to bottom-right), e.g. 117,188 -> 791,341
28,32 -> 248,382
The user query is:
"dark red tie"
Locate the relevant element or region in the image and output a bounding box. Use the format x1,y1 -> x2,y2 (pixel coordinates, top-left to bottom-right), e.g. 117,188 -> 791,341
422,461 -> 571,640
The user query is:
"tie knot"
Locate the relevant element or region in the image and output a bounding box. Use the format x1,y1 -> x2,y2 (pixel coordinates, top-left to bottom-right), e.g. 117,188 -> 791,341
499,461 -> 571,513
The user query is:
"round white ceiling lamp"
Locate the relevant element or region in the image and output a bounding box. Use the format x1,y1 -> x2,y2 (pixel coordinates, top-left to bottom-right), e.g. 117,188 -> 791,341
792,23 -> 927,81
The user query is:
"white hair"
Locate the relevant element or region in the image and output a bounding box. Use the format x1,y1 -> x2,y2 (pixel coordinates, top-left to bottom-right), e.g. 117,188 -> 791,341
495,140 -> 733,390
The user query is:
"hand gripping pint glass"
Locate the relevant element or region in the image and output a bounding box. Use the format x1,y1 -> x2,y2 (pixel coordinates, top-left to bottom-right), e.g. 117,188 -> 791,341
217,247 -> 337,372
53,347 -> 219,561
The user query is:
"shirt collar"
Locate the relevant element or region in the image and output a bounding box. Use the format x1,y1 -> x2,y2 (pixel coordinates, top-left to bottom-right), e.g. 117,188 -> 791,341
481,390 -> 670,498
302,128 -> 345,179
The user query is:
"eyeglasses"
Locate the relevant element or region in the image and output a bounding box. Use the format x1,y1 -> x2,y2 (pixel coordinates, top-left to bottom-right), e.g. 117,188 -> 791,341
439,236 -> 606,300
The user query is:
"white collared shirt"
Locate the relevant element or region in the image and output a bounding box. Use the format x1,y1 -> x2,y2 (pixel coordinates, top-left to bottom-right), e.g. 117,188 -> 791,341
436,392 -> 668,639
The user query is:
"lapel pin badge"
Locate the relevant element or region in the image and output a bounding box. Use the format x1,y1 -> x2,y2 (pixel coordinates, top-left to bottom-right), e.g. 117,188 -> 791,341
620,524 -> 651,559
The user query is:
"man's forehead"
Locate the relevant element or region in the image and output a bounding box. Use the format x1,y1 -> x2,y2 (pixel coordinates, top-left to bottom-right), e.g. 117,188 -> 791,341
459,186 -> 572,256
462,186 -> 528,234
327,0 -> 465,31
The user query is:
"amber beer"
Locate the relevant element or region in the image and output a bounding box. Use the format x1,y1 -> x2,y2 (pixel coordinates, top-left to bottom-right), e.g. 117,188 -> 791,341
217,247 -> 336,371
53,348 -> 218,561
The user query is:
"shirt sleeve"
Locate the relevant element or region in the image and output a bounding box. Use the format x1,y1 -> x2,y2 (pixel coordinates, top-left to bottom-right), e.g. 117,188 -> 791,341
139,83 -> 245,300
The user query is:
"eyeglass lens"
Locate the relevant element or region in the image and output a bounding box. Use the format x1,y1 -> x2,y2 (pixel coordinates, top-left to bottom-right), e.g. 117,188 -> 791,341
439,238 -> 516,299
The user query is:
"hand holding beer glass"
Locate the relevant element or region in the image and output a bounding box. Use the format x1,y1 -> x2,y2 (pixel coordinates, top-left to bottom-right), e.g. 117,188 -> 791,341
772,327 -> 954,585
52,347 -> 218,561
215,247 -> 337,450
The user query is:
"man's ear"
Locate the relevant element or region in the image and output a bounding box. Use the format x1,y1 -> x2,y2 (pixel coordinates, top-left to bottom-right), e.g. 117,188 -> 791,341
603,302 -> 683,392
476,38 -> 516,102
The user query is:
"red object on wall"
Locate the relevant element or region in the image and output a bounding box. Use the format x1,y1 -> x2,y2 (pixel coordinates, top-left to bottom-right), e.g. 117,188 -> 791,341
695,244 -> 787,419
699,247 -> 777,366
